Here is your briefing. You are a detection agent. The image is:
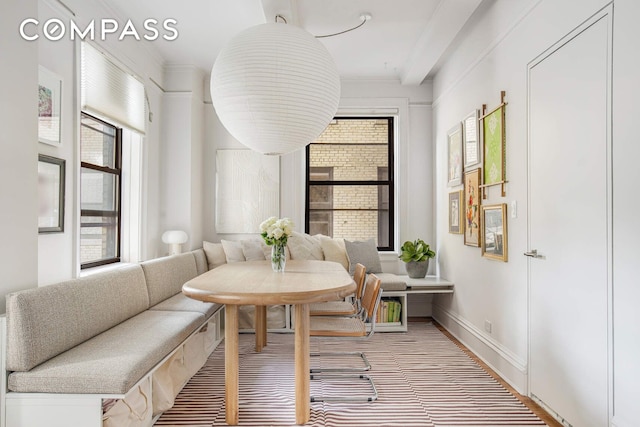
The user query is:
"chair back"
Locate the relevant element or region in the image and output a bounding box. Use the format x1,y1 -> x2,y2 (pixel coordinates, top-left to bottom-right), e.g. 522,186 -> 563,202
361,274 -> 382,321
353,263 -> 367,299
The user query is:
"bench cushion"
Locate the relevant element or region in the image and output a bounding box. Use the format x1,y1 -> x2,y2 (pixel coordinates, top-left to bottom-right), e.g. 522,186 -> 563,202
150,293 -> 222,318
141,253 -> 198,307
192,249 -> 208,276
7,310 -> 204,394
376,273 -> 407,291
6,265 -> 149,372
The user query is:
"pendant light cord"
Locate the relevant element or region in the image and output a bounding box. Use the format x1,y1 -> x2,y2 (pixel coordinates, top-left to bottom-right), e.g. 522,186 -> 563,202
274,13 -> 371,38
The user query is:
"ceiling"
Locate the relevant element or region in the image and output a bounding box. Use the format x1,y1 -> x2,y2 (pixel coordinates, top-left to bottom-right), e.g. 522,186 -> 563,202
105,0 -> 483,85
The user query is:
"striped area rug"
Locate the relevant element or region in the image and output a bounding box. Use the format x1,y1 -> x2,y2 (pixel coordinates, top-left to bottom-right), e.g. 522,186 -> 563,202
156,323 -> 546,426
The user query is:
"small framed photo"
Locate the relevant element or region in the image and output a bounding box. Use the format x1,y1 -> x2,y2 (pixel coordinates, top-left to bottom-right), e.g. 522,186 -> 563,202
481,204 -> 508,262
38,65 -> 62,146
447,123 -> 463,187
463,168 -> 482,247
463,109 -> 481,170
449,190 -> 463,234
38,154 -> 65,233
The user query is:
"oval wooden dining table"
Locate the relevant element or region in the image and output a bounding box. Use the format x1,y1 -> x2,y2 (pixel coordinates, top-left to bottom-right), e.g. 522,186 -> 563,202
182,260 -> 356,425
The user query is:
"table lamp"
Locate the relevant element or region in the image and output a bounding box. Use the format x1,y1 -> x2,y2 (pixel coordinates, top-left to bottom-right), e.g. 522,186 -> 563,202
162,230 -> 188,255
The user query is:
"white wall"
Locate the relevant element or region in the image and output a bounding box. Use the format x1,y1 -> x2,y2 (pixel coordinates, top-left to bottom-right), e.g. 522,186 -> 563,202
431,0 -> 639,417
0,0 -> 39,313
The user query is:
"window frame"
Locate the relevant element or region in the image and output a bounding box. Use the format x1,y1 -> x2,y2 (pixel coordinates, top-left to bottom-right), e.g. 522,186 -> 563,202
304,116 -> 395,251
80,112 -> 123,269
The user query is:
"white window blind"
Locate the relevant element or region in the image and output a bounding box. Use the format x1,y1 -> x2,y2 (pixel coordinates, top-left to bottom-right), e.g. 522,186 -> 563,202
81,42 -> 146,134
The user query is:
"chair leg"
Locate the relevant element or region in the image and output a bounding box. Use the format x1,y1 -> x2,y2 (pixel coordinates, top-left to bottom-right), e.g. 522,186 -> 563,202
310,351 -> 371,373
309,373 -> 378,403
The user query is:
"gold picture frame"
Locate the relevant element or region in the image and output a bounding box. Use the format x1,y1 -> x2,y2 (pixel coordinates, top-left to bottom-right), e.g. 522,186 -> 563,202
463,168 -> 482,247
449,190 -> 463,234
481,203 -> 508,262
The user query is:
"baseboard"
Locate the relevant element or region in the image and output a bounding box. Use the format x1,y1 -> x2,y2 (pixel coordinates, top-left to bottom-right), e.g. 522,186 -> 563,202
433,304 -> 528,394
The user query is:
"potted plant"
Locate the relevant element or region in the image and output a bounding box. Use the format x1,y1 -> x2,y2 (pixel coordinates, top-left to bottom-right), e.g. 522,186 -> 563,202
399,239 -> 436,278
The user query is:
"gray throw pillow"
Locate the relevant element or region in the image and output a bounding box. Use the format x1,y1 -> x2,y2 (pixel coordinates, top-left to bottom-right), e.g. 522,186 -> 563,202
344,238 -> 382,275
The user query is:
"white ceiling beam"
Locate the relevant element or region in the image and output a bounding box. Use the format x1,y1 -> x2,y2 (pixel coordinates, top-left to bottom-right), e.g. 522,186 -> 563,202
400,0 -> 482,85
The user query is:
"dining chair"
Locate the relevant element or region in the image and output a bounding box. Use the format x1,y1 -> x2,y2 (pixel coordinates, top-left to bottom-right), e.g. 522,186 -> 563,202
308,273 -> 382,402
309,263 -> 366,317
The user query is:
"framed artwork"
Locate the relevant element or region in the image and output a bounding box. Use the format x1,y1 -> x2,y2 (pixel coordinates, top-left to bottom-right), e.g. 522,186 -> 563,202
449,190 -> 463,234
463,168 -> 481,247
38,65 -> 62,146
481,91 -> 507,196
481,204 -> 508,262
38,154 -> 65,233
463,109 -> 481,170
215,149 -> 280,233
447,123 -> 463,187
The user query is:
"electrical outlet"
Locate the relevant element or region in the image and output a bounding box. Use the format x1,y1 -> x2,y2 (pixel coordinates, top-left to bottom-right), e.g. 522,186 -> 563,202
484,320 -> 492,333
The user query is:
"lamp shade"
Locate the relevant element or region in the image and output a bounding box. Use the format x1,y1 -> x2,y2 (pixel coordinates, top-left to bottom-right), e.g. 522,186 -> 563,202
162,230 -> 188,245
210,23 -> 341,155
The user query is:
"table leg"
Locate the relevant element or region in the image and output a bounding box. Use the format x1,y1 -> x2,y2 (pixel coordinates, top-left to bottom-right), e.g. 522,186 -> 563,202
294,303 -> 310,424
225,305 -> 239,425
255,305 -> 267,352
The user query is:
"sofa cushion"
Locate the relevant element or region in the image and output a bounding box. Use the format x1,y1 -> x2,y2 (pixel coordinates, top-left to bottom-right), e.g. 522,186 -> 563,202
150,293 -> 222,318
288,232 -> 324,260
221,239 -> 245,263
344,238 -> 383,275
6,265 -> 149,372
376,273 -> 408,291
319,236 -> 349,270
203,241 -> 226,270
7,310 -> 204,394
141,253 -> 198,307
192,249 -> 208,275
240,238 -> 266,261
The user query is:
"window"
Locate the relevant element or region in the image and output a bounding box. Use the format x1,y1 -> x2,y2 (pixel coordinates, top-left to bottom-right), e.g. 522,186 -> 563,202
305,117 -> 394,250
80,113 -> 122,268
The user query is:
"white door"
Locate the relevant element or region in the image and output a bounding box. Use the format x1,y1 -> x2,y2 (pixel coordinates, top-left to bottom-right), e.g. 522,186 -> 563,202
528,8 -> 611,427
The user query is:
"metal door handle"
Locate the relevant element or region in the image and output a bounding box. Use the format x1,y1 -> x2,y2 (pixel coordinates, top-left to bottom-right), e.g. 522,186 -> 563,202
524,249 -> 545,259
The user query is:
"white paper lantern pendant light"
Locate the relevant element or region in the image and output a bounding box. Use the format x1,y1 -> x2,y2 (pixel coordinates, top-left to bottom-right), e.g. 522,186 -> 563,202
210,21 -> 341,155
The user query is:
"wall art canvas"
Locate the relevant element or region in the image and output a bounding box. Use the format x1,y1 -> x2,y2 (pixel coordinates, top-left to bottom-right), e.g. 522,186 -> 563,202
215,149 -> 280,233
38,65 -> 62,146
463,168 -> 481,247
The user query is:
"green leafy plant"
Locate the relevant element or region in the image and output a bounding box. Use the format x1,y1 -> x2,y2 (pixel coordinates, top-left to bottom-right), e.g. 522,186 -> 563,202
399,239 -> 435,263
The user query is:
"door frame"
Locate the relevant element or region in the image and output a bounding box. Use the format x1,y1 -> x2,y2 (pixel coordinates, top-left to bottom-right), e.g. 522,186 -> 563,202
526,3 -> 613,423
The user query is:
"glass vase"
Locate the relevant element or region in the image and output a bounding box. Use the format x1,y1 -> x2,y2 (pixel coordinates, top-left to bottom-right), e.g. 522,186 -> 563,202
271,243 -> 286,272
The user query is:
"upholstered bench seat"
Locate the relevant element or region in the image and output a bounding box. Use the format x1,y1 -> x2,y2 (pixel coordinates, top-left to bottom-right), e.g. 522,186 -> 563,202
8,310 -> 203,394
376,273 -> 408,291
150,293 -> 222,318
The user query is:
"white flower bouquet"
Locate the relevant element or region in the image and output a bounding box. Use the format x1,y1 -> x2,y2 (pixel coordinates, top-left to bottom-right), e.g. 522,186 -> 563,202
259,216 -> 294,246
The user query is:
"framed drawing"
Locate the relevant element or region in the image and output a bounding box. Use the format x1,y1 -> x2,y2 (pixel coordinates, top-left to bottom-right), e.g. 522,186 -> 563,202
481,204 -> 508,262
463,168 -> 481,247
449,190 -> 463,234
480,91 -> 507,196
38,154 -> 65,233
447,123 -> 463,187
463,109 -> 481,170
38,66 -> 62,146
